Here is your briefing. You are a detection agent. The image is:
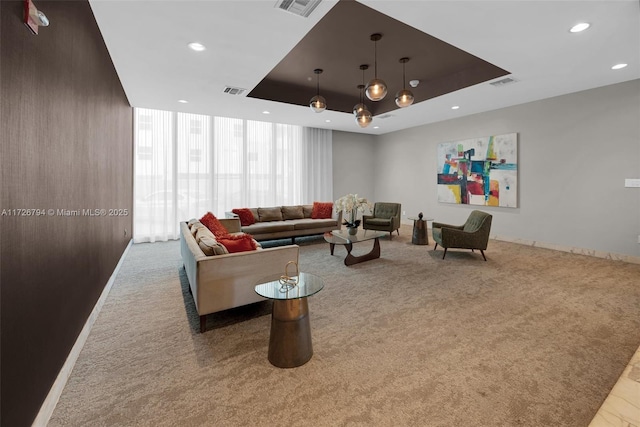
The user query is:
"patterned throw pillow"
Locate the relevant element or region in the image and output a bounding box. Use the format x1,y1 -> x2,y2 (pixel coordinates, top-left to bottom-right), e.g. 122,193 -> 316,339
199,212 -> 228,238
311,202 -> 333,219
232,208 -> 256,226
217,234 -> 258,253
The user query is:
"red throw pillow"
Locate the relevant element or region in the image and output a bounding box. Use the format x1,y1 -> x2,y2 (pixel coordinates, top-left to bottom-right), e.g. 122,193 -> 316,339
232,208 -> 256,226
217,234 -> 258,253
311,202 -> 333,219
199,212 -> 228,238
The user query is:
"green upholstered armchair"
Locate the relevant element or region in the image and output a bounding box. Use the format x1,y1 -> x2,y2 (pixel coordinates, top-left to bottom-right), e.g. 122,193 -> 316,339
432,210 -> 492,261
362,202 -> 401,239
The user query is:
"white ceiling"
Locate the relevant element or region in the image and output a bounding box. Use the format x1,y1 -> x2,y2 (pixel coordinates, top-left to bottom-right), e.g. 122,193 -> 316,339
89,0 -> 640,135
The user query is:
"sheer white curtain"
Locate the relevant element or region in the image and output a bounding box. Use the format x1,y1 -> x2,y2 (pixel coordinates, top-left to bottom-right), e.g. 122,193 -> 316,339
133,108 -> 176,242
133,109 -> 332,243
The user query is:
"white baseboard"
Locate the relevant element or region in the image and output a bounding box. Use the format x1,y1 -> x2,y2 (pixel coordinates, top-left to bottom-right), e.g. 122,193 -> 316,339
32,239 -> 133,427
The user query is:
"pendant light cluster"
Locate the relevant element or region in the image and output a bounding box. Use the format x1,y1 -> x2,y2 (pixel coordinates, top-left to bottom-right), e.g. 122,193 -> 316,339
354,65 -> 373,128
308,33 -> 416,128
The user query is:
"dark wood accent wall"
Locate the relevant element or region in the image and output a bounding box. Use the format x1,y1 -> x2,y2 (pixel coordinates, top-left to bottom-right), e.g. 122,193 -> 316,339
0,2 -> 133,426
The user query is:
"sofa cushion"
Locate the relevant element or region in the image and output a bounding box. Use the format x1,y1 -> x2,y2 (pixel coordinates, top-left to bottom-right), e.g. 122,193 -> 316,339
197,235 -> 229,256
190,222 -> 207,237
241,221 -> 295,234
366,218 -> 392,226
302,204 -> 313,218
200,212 -> 229,237
282,205 -> 304,220
373,203 -> 399,219
195,226 -> 215,242
232,208 -> 256,226
291,218 -> 339,230
258,207 -> 283,222
217,234 -> 258,253
431,227 -> 442,245
463,212 -> 487,232
187,218 -> 199,228
311,202 -> 333,219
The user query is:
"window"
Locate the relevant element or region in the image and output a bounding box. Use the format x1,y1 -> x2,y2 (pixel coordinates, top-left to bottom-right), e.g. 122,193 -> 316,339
133,108 -> 332,243
189,148 -> 202,162
139,114 -> 152,131
138,146 -> 152,161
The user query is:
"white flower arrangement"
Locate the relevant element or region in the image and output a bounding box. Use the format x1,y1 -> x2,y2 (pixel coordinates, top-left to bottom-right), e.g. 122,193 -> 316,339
334,193 -> 372,227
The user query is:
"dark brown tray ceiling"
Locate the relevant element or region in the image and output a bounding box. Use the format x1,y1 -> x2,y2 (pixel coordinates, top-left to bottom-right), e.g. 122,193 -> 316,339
248,0 -> 510,115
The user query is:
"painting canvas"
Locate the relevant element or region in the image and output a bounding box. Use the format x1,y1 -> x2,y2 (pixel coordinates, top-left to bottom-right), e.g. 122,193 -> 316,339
437,133 -> 518,207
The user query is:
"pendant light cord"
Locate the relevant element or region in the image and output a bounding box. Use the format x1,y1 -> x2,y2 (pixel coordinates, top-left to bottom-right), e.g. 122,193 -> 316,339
361,68 -> 365,103
402,60 -> 406,90
374,39 -> 378,78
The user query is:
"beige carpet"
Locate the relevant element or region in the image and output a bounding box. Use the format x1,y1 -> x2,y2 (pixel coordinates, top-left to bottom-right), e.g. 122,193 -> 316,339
48,225 -> 640,426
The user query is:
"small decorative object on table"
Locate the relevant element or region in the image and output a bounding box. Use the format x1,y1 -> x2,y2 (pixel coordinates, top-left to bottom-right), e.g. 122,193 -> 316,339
279,261 -> 299,292
418,212 -> 423,220
334,193 -> 373,235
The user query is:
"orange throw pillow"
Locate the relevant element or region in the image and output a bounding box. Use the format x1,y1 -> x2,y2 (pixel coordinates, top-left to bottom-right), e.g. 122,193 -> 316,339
232,208 -> 256,226
199,212 -> 228,238
217,234 -> 258,253
311,202 -> 333,219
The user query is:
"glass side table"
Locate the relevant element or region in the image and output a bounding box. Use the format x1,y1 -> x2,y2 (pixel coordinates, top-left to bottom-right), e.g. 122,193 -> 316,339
408,216 -> 433,245
255,272 -> 324,368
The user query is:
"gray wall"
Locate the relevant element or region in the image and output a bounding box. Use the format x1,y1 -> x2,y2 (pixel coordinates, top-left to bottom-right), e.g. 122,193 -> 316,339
368,79 -> 639,257
332,131 -> 376,202
0,2 -> 133,426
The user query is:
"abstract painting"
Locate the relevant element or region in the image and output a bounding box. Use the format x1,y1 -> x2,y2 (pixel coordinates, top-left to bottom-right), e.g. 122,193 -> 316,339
437,133 -> 518,207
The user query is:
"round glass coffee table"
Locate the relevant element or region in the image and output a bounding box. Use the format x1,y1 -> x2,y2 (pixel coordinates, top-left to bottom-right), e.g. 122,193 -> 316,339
255,272 -> 324,368
324,229 -> 387,265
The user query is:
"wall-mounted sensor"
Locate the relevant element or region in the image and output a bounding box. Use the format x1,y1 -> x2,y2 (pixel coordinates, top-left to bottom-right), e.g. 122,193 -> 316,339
36,11 -> 49,26
409,80 -> 420,88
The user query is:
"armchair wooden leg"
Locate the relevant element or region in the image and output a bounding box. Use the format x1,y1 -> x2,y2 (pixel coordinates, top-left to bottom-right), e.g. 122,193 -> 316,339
434,243 -> 438,250
480,250 -> 487,261
442,248 -> 447,259
200,315 -> 207,333
389,231 -> 393,240
396,229 -> 400,236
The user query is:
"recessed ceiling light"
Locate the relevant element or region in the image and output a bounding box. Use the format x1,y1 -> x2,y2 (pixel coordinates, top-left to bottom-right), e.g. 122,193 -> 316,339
570,23 -> 590,33
373,126 -> 379,129
188,42 -> 206,52
325,119 -> 331,123
178,99 -> 188,104
611,63 -> 628,70
262,111 -> 270,114
451,105 -> 460,110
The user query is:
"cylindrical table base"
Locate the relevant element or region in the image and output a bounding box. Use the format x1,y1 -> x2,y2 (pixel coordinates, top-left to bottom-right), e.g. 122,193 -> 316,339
412,220 -> 429,245
268,298 -> 312,368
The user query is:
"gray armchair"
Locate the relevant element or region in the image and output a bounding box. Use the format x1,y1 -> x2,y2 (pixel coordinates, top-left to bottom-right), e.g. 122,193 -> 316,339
362,202 -> 401,239
432,210 -> 492,261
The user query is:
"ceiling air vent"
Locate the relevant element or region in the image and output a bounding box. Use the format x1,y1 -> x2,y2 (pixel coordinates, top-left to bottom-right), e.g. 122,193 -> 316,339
222,86 -> 246,96
274,0 -> 322,17
489,77 -> 518,87
377,114 -> 395,120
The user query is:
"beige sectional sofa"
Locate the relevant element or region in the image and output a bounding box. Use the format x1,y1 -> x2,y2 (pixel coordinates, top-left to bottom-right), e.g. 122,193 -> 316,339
225,205 -> 342,242
180,217 -> 299,332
